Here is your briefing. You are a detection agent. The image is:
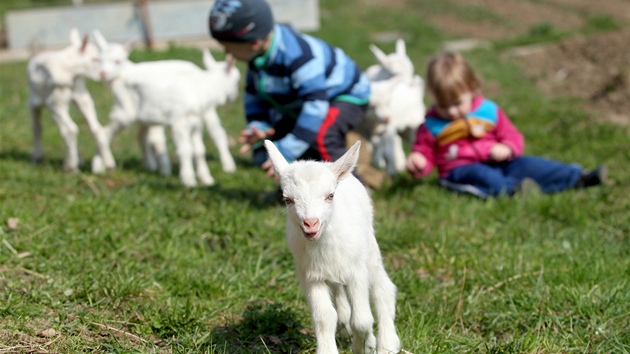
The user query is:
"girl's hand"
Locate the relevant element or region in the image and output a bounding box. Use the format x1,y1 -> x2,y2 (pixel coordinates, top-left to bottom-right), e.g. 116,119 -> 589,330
489,143 -> 513,161
406,152 -> 427,176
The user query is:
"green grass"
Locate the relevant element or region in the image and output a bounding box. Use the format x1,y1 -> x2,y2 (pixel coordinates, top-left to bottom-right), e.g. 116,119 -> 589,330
1,0 -> 630,353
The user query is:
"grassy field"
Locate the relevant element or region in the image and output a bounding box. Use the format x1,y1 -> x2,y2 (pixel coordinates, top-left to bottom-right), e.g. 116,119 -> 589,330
1,0 -> 630,353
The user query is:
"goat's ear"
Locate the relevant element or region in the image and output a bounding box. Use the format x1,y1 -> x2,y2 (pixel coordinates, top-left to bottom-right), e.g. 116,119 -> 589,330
395,38 -> 406,56
330,140 -> 360,181
369,44 -> 390,68
69,28 -> 81,47
202,48 -> 217,70
264,140 -> 289,175
92,29 -> 108,51
79,34 -> 89,53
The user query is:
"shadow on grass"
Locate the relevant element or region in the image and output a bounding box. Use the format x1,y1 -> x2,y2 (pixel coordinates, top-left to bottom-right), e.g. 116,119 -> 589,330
208,302 -> 311,354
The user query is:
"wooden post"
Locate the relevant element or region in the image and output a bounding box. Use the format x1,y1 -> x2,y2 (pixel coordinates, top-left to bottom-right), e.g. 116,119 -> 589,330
136,0 -> 154,50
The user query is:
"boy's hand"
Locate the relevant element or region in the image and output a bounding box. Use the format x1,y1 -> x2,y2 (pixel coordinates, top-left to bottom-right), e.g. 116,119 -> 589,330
489,143 -> 513,161
406,152 -> 427,177
261,159 -> 276,178
238,127 -> 275,154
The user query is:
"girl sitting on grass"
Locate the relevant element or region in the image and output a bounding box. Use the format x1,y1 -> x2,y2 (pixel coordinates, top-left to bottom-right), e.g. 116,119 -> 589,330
406,51 -> 606,199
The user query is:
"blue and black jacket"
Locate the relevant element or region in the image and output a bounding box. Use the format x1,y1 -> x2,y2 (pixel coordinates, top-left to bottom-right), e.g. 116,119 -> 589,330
244,24 -> 370,162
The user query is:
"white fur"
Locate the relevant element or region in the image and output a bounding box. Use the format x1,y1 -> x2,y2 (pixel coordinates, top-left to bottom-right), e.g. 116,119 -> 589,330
364,39 -> 425,176
91,31 -> 239,186
265,140 -> 400,354
27,28 -> 113,172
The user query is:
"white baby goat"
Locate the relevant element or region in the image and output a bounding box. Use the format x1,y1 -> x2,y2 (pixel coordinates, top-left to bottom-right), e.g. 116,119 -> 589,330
363,39 -> 425,176
91,31 -> 237,179
365,38 -> 414,81
27,28 -> 114,172
95,50 -> 240,187
265,140 -> 400,354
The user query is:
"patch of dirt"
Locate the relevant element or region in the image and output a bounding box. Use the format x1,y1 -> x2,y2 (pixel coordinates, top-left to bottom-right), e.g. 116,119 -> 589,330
430,0 -> 585,40
511,30 -> 630,126
423,0 -> 630,127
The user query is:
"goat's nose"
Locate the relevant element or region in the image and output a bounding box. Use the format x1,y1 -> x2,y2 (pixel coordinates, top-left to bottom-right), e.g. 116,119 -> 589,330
303,218 -> 319,230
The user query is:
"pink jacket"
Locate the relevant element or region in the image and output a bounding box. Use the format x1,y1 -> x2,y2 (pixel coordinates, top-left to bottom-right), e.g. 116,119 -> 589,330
411,96 -> 525,178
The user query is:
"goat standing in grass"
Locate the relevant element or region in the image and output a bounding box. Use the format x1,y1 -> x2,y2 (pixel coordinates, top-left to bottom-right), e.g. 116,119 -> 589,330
265,139 -> 401,354
363,39 -> 425,176
27,28 -> 114,172
91,31 -> 238,181
91,31 -> 240,186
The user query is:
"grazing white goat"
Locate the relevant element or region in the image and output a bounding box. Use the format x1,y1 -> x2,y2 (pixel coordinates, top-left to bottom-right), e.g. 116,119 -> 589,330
363,39 -> 425,176
27,28 -> 114,172
265,140 -> 400,354
91,31 -> 239,186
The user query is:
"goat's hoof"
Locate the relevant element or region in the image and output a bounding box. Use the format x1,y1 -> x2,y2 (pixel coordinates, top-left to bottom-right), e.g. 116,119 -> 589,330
103,158 -> 116,170
198,177 -> 216,186
181,177 -> 198,188
91,155 -> 106,174
222,161 -> 237,173
63,161 -> 80,173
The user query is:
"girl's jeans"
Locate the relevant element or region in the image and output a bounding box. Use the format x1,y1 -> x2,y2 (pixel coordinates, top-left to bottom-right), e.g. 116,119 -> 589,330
440,155 -> 582,198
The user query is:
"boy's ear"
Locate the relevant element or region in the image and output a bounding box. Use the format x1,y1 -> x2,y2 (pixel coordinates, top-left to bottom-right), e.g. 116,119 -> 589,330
251,39 -> 265,52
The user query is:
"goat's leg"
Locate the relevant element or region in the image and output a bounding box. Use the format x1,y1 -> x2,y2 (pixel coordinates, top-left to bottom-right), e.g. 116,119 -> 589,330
392,130 -> 407,174
30,102 -> 44,164
137,124 -> 158,172
370,134 -> 386,170
190,119 -> 215,186
332,283 -> 352,337
171,120 -> 197,187
370,265 -> 400,354
47,90 -> 80,172
73,79 -> 115,170
346,278 -> 376,354
304,281 -> 339,354
139,125 -> 171,175
92,120 -> 124,174
202,108 -> 236,172
149,126 -> 171,175
382,125 -> 402,177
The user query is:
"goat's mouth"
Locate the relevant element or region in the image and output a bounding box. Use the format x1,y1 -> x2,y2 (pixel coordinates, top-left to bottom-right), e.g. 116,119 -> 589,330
302,229 -> 321,240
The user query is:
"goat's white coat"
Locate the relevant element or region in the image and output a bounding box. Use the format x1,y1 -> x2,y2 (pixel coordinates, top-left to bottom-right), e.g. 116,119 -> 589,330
27,28 -> 113,171
91,31 -> 239,186
364,39 -> 425,176
265,140 -> 400,354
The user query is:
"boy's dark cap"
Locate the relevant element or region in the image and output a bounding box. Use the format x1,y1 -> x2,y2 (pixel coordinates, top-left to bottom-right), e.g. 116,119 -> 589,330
209,0 -> 274,42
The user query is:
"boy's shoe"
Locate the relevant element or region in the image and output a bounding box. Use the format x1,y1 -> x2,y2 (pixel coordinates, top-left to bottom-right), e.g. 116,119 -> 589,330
577,164 -> 608,188
516,177 -> 541,196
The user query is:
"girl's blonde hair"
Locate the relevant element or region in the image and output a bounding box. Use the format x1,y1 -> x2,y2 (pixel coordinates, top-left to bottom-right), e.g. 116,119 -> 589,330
426,51 -> 481,106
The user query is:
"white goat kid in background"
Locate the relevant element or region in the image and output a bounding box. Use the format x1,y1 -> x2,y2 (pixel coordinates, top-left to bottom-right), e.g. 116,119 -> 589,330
365,38 -> 414,81
27,28 -> 114,172
94,40 -> 240,186
265,140 -> 400,354
364,39 -> 425,176
91,31 -> 238,185
91,30 -> 191,175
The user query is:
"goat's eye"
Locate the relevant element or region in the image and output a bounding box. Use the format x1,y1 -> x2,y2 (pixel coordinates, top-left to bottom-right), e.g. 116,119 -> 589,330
326,193 -> 334,201
282,197 -> 294,205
